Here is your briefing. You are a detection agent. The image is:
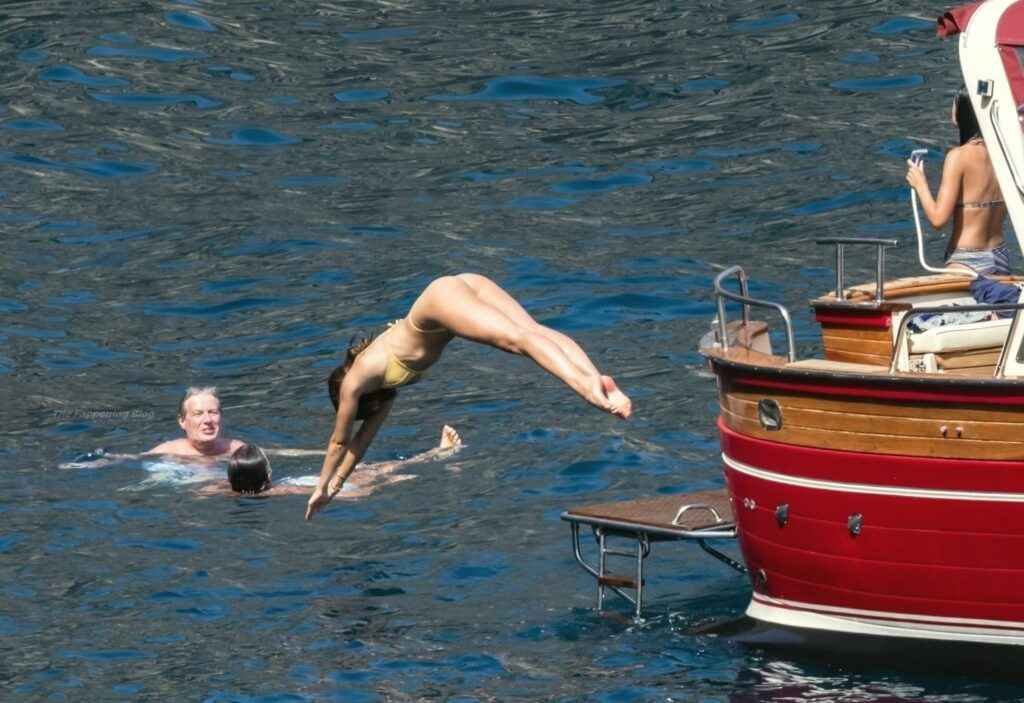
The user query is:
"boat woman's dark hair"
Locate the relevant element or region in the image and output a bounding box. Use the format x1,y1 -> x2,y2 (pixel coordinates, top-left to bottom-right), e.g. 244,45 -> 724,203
954,89 -> 982,146
228,443 -> 272,494
327,335 -> 397,420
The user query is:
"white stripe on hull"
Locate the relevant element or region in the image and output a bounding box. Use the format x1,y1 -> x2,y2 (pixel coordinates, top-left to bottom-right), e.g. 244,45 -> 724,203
747,596 -> 1024,646
723,453 -> 1024,502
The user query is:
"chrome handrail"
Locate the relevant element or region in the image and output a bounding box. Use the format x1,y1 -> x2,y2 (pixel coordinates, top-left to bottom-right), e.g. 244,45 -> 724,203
890,301 -> 1024,377
815,237 -> 898,302
714,265 -> 797,363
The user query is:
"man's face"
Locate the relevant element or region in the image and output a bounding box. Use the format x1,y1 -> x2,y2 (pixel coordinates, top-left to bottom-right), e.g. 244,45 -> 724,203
179,393 -> 222,445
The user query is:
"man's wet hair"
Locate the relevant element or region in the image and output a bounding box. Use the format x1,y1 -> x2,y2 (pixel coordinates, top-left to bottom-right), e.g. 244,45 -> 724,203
178,386 -> 220,420
227,443 -> 271,494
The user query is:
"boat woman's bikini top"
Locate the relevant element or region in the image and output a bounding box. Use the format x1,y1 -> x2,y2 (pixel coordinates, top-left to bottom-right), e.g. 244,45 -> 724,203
955,199 -> 1004,209
953,138 -> 1005,210
380,317 -> 448,389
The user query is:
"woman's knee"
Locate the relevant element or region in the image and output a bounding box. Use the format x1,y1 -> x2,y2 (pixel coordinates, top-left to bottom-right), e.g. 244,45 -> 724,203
496,326 -> 528,355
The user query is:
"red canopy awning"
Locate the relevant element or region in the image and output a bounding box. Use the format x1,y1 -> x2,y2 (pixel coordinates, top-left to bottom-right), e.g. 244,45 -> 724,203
998,1 -> 1024,44
937,1 -> 984,37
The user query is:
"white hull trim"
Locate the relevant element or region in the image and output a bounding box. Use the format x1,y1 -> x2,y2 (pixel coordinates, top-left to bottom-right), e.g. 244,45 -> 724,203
722,453 -> 1024,503
748,595 -> 1024,646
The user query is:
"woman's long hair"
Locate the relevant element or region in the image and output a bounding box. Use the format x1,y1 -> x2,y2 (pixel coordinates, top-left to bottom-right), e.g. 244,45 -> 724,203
955,90 -> 982,145
327,334 -> 396,420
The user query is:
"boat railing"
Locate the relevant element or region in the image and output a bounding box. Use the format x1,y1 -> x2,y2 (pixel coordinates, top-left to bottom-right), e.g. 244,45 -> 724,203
815,237 -> 898,302
890,301 -> 1024,377
714,265 -> 797,362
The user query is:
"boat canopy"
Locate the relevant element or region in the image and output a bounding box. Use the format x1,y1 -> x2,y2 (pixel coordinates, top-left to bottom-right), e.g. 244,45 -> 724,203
942,1 -> 1024,253
937,2 -> 983,37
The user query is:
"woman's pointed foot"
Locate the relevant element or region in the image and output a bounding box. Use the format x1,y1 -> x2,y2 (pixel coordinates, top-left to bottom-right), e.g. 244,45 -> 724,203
440,424 -> 462,449
601,375 -> 632,419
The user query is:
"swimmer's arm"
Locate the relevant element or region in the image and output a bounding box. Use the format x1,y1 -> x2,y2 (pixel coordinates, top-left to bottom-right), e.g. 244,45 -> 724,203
58,450 -> 137,469
264,448 -> 326,457
367,443 -> 463,472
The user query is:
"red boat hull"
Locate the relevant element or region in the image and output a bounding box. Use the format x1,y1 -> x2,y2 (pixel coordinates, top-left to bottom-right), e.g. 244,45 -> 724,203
720,419 -> 1024,643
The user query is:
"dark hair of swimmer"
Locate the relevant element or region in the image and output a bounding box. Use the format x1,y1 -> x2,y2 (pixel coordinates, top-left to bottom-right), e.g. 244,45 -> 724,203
327,335 -> 396,420
227,443 -> 272,494
954,89 -> 981,146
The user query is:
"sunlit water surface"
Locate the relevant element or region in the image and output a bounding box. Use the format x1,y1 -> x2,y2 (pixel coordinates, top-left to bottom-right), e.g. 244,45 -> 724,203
3,0 -> 1022,700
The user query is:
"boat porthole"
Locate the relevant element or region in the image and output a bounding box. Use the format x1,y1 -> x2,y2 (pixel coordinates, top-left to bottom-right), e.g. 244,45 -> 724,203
775,504 -> 789,527
848,513 -> 863,537
757,398 -> 783,431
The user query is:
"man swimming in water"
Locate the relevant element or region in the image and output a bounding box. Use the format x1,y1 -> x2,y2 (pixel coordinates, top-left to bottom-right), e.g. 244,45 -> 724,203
146,386 -> 243,457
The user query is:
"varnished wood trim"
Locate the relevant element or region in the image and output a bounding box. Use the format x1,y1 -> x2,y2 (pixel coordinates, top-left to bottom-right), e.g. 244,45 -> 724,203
722,395 -> 1021,441
935,349 -> 1002,370
820,325 -> 893,342
832,274 -> 1023,304
820,335 -> 892,355
710,355 -> 1024,395
725,388 -> 1024,422
703,346 -> 789,367
825,349 -> 890,366
720,406 -> 1024,460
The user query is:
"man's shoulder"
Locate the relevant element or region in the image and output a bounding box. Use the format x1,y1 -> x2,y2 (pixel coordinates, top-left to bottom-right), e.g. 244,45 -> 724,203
145,439 -> 192,455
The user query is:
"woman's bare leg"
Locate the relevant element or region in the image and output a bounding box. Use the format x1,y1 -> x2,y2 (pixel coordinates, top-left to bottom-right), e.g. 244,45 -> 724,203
454,274 -> 630,417
454,273 -> 602,377
416,276 -> 630,417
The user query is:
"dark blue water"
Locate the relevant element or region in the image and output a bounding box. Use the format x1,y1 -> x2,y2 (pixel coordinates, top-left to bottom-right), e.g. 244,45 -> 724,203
3,1 -> 1021,700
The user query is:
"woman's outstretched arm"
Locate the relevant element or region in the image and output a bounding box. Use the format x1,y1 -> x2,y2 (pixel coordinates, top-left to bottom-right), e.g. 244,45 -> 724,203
305,385 -> 392,521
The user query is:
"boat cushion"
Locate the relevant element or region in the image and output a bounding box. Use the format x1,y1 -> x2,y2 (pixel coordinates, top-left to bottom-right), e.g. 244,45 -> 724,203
908,317 -> 1012,353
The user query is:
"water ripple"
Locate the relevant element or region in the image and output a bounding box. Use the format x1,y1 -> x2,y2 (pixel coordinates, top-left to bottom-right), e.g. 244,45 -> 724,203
166,11 -> 217,33
40,65 -> 128,87
430,75 -> 627,105
204,127 -> 301,146
88,45 -> 206,62
90,92 -> 221,109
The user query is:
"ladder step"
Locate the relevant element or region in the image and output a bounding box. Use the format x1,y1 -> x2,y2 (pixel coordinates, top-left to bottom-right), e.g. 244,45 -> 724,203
598,574 -> 642,589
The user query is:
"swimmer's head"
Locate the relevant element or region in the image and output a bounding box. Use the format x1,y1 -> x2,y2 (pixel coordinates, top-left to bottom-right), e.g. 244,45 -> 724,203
953,89 -> 981,145
328,335 -> 396,420
179,386 -> 220,420
227,443 -> 272,495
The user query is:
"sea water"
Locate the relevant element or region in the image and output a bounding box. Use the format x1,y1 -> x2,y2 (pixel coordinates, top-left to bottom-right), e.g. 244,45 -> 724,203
3,0 -> 1022,700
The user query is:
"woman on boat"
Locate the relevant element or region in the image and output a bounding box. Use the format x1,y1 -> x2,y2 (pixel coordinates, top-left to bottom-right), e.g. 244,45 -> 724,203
905,89 -> 1009,275
304,273 -> 631,520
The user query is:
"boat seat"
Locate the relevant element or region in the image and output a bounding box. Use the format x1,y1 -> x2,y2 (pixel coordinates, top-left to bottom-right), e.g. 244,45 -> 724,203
908,317 -> 1012,354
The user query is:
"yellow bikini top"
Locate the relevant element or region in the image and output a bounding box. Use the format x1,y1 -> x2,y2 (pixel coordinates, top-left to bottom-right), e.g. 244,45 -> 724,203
378,317 -> 445,389
382,353 -> 423,389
